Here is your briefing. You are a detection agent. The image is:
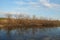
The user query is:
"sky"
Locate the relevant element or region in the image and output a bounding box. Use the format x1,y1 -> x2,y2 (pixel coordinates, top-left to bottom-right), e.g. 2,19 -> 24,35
0,0 -> 60,20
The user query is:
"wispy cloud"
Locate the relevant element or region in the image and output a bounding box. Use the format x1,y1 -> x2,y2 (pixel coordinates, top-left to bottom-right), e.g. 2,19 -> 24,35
0,11 -> 29,15
14,1 -> 40,8
40,0 -> 60,8
15,1 -> 27,5
14,0 -> 60,8
0,12 -> 16,14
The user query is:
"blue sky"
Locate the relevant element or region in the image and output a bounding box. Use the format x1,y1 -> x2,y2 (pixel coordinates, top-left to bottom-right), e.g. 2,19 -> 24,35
0,0 -> 60,20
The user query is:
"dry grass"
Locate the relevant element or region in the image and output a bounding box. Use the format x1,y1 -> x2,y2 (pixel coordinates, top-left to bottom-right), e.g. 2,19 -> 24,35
0,18 -> 60,30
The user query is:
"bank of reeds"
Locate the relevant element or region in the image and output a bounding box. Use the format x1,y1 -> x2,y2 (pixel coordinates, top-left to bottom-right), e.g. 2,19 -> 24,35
0,14 -> 60,30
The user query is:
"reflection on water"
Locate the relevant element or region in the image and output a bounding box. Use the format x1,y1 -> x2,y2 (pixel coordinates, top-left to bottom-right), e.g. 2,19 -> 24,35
0,27 -> 60,40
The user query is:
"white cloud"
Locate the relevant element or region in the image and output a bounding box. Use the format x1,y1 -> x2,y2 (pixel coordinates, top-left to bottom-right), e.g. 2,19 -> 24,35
40,0 -> 60,8
15,1 -> 37,5
14,0 -> 60,8
14,1 -> 40,8
15,1 -> 27,5
0,11 -> 29,15
0,11 -> 30,18
0,12 -> 8,14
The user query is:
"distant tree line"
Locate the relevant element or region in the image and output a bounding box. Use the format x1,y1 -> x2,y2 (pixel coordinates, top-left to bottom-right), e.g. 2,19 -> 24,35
0,13 -> 60,30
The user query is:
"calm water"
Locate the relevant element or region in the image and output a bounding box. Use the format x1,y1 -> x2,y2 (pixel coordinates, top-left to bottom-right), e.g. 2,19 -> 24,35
0,27 -> 60,40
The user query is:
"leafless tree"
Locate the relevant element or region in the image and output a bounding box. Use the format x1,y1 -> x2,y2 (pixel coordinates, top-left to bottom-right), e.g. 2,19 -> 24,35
5,13 -> 12,24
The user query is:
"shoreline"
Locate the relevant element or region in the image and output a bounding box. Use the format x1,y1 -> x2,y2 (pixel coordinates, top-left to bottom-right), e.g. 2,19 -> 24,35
0,18 -> 60,30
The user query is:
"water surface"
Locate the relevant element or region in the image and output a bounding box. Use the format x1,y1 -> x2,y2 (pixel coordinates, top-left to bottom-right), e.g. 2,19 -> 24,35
0,27 -> 60,40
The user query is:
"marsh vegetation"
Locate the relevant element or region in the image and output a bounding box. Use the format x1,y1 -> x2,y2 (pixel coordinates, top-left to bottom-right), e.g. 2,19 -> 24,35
0,13 -> 60,40
0,13 -> 60,30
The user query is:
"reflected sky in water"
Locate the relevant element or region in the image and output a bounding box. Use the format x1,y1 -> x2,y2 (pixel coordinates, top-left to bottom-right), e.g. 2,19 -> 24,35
0,27 -> 60,40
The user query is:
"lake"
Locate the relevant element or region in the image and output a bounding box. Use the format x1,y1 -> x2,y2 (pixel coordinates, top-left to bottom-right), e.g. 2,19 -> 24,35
0,27 -> 60,40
